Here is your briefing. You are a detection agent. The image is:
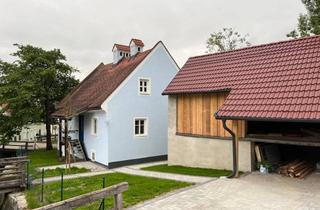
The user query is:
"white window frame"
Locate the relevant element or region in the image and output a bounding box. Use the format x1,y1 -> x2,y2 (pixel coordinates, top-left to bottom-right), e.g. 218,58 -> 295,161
138,77 -> 151,95
133,118 -> 148,137
91,117 -> 98,135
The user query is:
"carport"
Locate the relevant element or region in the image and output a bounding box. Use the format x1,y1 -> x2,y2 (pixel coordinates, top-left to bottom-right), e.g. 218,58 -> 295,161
245,120 -> 320,178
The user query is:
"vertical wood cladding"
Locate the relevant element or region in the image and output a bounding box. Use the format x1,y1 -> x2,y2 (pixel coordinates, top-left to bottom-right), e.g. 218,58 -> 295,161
177,93 -> 245,138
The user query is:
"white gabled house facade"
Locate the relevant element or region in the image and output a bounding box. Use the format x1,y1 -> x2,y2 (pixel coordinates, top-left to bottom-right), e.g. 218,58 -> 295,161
54,39 -> 179,168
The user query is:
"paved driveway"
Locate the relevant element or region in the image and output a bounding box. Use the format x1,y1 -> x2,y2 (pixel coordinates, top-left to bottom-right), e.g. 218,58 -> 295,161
131,172 -> 320,210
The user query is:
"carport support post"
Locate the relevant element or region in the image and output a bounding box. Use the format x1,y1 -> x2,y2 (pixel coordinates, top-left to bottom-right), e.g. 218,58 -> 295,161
222,119 -> 239,178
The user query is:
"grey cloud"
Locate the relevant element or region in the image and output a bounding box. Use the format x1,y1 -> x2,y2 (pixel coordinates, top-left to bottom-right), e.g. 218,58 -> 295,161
0,0 -> 305,80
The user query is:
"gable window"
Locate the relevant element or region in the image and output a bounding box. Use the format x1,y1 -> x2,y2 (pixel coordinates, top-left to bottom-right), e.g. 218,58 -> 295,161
138,47 -> 141,52
134,118 -> 147,136
120,52 -> 123,56
92,118 -> 98,135
139,78 -> 151,95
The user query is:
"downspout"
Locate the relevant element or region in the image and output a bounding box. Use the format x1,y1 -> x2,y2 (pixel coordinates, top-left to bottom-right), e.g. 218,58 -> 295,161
222,119 -> 239,178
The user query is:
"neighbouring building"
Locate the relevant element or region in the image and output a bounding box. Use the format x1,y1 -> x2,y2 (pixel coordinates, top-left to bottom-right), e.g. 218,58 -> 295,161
53,39 -> 179,167
163,36 -> 320,175
1,104 -> 57,142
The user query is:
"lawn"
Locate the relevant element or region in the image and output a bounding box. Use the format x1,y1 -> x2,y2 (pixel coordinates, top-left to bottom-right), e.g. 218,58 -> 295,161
142,164 -> 232,177
33,167 -> 90,179
28,149 -> 62,169
28,149 -> 90,179
25,173 -> 192,209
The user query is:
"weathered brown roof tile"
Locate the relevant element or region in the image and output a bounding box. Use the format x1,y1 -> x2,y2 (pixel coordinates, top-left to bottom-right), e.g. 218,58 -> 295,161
54,49 -> 151,118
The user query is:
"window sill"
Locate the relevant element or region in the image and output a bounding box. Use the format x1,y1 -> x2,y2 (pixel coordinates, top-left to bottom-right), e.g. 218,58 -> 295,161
134,134 -> 148,138
139,93 -> 151,96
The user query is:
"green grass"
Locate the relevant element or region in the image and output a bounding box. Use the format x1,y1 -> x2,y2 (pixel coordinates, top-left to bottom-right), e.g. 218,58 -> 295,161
27,149 -> 90,178
33,167 -> 90,179
28,149 -> 63,178
142,164 -> 232,177
28,149 -> 62,168
25,173 -> 192,209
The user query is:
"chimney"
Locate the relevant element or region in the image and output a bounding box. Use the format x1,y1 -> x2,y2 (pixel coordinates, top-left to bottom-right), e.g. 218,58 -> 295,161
129,39 -> 144,56
112,44 -> 130,64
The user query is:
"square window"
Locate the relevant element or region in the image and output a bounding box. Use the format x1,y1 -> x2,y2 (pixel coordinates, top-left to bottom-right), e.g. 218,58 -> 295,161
134,119 -> 147,136
139,78 -> 151,95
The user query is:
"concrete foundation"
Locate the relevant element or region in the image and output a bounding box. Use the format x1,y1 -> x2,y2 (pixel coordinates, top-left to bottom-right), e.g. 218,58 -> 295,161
167,96 -> 252,172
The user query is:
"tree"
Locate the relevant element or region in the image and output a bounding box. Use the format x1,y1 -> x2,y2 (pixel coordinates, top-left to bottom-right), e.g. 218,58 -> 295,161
0,44 -> 78,150
206,28 -> 251,53
287,0 -> 320,38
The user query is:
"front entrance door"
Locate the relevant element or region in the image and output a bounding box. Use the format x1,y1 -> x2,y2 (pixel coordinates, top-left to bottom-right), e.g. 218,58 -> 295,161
79,115 -> 84,144
78,115 -> 88,160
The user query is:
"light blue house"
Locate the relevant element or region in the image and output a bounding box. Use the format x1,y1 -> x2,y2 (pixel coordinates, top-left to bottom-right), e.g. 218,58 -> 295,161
53,39 -> 179,167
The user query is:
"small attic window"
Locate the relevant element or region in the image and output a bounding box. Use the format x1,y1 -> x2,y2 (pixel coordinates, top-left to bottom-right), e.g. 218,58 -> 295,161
137,47 -> 141,52
120,52 -> 123,56
139,78 -> 151,95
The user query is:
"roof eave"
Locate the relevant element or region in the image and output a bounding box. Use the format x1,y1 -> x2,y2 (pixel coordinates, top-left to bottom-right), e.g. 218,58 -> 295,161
52,107 -> 102,119
215,115 -> 320,123
162,88 -> 231,96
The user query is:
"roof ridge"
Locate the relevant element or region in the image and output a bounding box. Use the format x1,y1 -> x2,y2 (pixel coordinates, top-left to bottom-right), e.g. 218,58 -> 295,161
104,48 -> 152,68
190,35 -> 320,60
115,43 -> 129,47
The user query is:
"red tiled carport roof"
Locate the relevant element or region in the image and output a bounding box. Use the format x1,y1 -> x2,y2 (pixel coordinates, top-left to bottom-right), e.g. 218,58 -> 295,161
163,35 -> 320,121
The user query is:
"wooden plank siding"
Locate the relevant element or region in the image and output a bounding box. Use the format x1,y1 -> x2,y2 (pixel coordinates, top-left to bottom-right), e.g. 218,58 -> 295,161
176,93 -> 245,138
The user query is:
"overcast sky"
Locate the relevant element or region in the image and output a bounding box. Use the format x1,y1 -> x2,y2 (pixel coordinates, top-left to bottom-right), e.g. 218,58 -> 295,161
0,0 -> 305,80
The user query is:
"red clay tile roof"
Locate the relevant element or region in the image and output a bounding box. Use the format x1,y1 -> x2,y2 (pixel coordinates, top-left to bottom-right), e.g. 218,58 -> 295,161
53,49 -> 151,118
163,36 -> 320,121
130,39 -> 144,47
113,44 -> 130,52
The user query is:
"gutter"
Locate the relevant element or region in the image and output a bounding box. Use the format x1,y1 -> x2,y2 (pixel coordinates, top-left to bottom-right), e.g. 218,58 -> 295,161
215,113 -> 320,123
222,119 -> 239,178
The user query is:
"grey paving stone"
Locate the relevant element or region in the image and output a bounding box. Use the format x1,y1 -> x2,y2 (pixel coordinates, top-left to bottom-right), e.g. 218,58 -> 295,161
130,172 -> 320,210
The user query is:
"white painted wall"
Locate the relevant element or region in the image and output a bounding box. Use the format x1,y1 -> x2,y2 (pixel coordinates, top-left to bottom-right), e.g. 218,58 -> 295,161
68,116 -> 79,140
113,49 -> 121,64
12,123 -> 58,142
67,42 -> 178,166
103,43 -> 178,163
130,42 -> 143,56
82,110 -> 109,164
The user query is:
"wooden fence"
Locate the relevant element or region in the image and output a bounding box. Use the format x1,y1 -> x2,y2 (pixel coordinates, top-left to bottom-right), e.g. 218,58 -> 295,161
34,182 -> 128,210
0,156 -> 29,194
1,141 -> 34,151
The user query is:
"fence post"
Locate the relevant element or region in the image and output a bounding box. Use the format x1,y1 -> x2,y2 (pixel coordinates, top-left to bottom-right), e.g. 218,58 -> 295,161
114,193 -> 123,210
25,142 -> 29,155
102,177 -> 106,210
26,160 -> 30,189
61,170 -> 64,201
41,168 -> 44,202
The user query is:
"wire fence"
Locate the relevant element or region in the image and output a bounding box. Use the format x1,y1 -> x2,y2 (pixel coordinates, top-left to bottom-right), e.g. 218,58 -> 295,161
26,162 -> 109,209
